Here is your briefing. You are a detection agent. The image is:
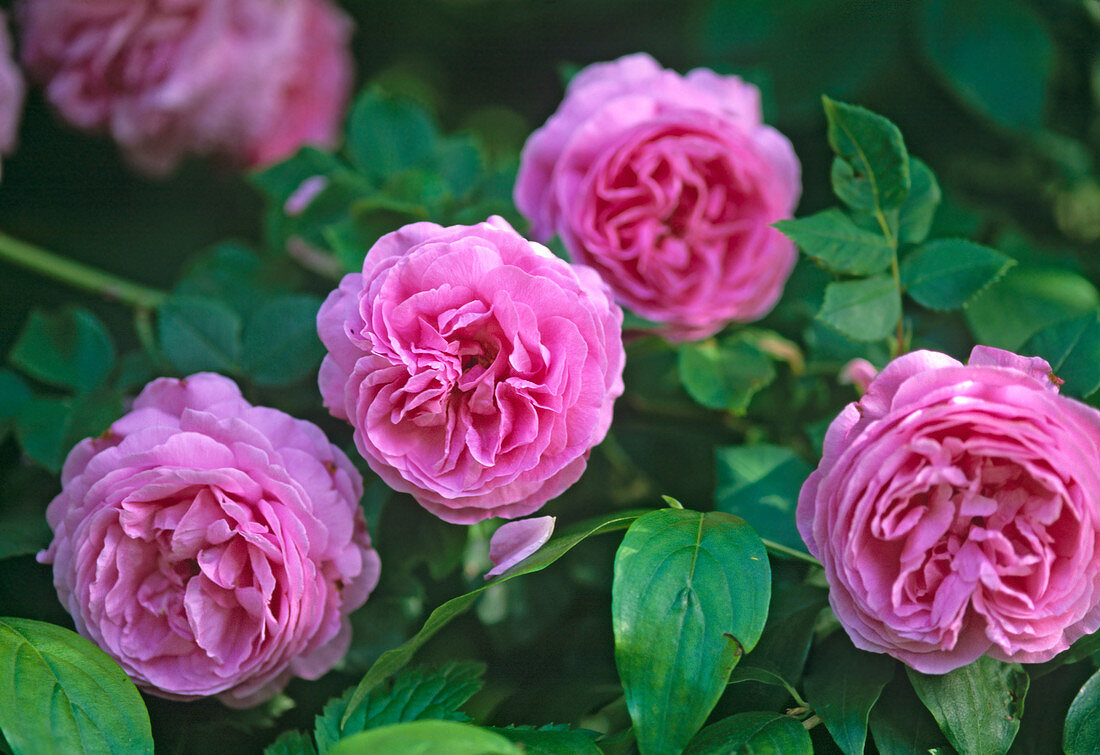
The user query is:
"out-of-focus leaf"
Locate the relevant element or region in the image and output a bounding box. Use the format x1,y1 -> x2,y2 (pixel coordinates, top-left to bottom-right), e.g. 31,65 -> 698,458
264,730 -> 317,755
10,308 -> 116,393
346,89 -> 440,184
817,275 -> 900,342
174,243 -> 291,321
900,239 -> 1015,311
1022,311 -> 1100,398
491,725 -> 601,754
327,721 -> 519,755
0,617 -> 153,755
775,209 -> 893,276
0,370 -> 32,443
157,295 -> 242,375
684,711 -> 811,755
15,397 -> 72,472
679,337 -> 775,414
715,444 -> 811,553
896,158 -> 941,245
822,96 -> 910,213
613,508 -> 771,755
1063,667 -> 1100,755
241,295 -> 325,387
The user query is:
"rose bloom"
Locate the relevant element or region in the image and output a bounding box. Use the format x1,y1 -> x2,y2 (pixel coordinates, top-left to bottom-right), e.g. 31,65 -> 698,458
18,0 -> 353,175
38,374 -> 380,706
798,346 -> 1100,673
0,11 -> 25,159
514,53 -> 800,341
317,216 -> 625,524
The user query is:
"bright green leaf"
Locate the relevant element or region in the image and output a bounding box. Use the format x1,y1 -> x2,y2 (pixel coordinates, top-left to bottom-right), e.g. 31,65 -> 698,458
685,711 -> 811,755
0,617 -> 153,755
907,655 -> 1028,755
817,275 -> 900,342
613,508 -> 771,755
774,209 -> 893,275
328,721 -> 520,755
491,726 -> 601,755
803,631 -> 895,755
346,89 -> 440,183
900,239 -> 1015,310
1064,668 -> 1100,755
10,309 -> 116,393
157,296 -> 242,375
1023,311 -> 1100,398
241,295 -> 325,387
715,444 -> 811,553
897,158 -> 941,245
678,338 -> 776,414
822,96 -> 910,212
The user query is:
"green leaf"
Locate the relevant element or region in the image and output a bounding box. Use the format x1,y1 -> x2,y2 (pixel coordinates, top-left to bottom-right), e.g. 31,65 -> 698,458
900,239 -> 1015,311
728,666 -> 803,706
920,0 -> 1053,131
684,711 -> 811,755
907,655 -> 1028,755
0,370 -> 32,444
10,308 -> 116,393
965,267 -> 1100,350
346,89 -> 440,184
774,209 -> 893,276
491,726 -> 601,755
817,275 -> 900,342
157,296 -> 242,375
315,663 -> 484,753
678,337 -> 775,414
250,146 -> 345,204
241,295 -> 325,387
802,631 -> 895,755
822,96 -> 910,212
715,444 -> 812,554
869,674 -> 949,755
15,397 -> 73,472
613,508 -> 771,755
264,729 -> 318,755
0,617 -> 153,755
175,242 -> 291,321
328,721 -> 520,755
340,509 -> 649,726
896,158 -> 941,245
1064,668 -> 1100,755
1022,311 -> 1100,398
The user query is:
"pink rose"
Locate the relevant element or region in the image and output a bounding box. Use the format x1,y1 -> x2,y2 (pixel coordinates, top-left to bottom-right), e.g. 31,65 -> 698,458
798,347 -> 1100,673
317,216 -> 625,524
38,374 -> 380,707
19,0 -> 353,175
0,12 -> 25,157
514,53 -> 800,341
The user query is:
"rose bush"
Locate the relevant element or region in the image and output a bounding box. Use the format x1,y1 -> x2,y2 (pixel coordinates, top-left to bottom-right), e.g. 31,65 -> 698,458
38,373 -> 380,706
18,0 -> 353,174
798,346 -> 1100,673
0,11 -> 24,161
514,52 -> 800,341
317,216 -> 625,524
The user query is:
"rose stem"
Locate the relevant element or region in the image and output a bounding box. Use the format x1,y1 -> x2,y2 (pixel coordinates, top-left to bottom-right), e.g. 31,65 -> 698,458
873,208 -> 906,357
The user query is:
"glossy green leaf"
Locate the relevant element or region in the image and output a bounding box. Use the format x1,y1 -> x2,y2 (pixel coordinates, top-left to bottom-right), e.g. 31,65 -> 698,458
715,443 -> 811,553
965,267 -> 1100,350
822,96 -> 910,212
907,656 -> 1028,755
774,209 -> 893,276
346,89 -> 440,183
728,666 -> 803,706
10,308 -> 116,393
314,662 -> 484,753
817,275 -> 900,342
678,337 -> 775,414
869,674 -> 949,755
491,726 -> 601,755
900,239 -> 1015,311
613,508 -> 771,755
157,296 -> 242,375
328,721 -> 520,755
0,617 -> 152,755
920,0 -> 1053,131
1022,311 -> 1100,398
241,295 -> 325,387
896,158 -> 941,245
1063,667 -> 1100,755
340,509 -> 649,726
684,711 -> 811,755
803,631 -> 895,755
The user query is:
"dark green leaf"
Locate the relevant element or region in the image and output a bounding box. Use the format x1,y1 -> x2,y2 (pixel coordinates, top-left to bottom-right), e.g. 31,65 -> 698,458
264,729 -> 318,755
241,295 -> 325,387
315,662 -> 484,753
728,666 -> 803,705
328,721 -> 520,755
897,158 -> 941,245
1063,667 -> 1100,755
157,296 -> 242,375
907,655 -> 1028,755
774,209 -> 893,275
822,96 -> 910,212
15,397 -> 72,472
10,309 -> 116,393
250,146 -> 345,204
685,711 -> 811,755
613,508 -> 771,755
346,89 -> 440,183
1022,311 -> 1100,398
491,726 -> 601,754
869,673 -> 949,755
900,239 -> 1015,311
678,338 -> 776,414
920,0 -> 1053,131
817,275 -> 900,342
0,617 -> 153,754
0,370 -> 32,443
965,267 -> 1100,350
175,243 -> 291,321
803,631 -> 895,755
715,444 -> 811,553
0,500 -> 51,561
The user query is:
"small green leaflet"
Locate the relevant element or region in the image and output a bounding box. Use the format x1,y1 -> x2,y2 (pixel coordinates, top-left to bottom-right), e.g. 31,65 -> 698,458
157,295 -> 242,375
10,308 -> 116,394
241,295 -> 325,387
817,275 -> 900,342
1022,311 -> 1100,398
1064,668 -> 1100,755
684,711 -> 811,755
678,337 -> 775,414
774,209 -> 893,276
900,239 -> 1014,311
896,158 -> 941,245
822,96 -> 910,213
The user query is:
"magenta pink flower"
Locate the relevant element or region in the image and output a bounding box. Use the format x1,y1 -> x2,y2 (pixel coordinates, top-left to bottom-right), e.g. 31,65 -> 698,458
0,12 -> 25,158
514,53 -> 800,341
798,347 -> 1100,673
38,374 -> 380,707
317,216 -> 625,524
19,0 -> 353,175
